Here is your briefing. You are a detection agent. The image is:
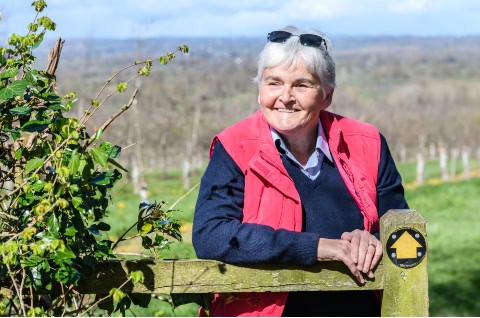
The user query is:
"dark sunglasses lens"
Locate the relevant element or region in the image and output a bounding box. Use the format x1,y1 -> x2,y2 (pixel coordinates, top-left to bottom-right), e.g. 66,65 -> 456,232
268,31 -> 292,43
300,34 -> 324,48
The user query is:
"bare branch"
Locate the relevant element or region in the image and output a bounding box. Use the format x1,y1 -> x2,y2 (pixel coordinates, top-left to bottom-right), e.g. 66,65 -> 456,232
46,38 -> 64,76
74,277 -> 133,317
4,260 -> 26,316
84,89 -> 139,148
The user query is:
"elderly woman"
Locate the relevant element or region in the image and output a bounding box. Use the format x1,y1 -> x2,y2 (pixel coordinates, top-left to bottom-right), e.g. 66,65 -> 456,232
193,26 -> 408,317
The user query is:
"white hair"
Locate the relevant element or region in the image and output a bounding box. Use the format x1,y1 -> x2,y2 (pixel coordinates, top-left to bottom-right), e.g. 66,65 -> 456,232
253,26 -> 336,89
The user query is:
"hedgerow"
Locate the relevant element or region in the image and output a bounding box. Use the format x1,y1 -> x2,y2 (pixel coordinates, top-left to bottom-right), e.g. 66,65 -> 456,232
0,1 -> 188,315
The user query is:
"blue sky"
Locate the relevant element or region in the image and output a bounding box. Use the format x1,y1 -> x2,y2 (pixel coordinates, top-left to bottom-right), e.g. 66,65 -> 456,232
2,0 -> 480,40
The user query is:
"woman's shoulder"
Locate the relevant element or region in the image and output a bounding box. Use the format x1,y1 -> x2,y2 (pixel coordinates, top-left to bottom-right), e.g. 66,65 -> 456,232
213,110 -> 271,172
322,110 -> 380,139
218,110 -> 266,141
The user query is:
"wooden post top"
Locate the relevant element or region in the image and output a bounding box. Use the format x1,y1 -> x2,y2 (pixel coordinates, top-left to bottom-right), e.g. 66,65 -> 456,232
380,209 -> 429,317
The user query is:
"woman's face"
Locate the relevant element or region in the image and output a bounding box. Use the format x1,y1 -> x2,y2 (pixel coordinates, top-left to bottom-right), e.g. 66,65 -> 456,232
258,59 -> 333,138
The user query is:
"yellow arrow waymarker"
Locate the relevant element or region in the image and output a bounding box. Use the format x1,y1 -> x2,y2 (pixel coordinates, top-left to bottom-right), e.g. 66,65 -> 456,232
391,231 -> 422,259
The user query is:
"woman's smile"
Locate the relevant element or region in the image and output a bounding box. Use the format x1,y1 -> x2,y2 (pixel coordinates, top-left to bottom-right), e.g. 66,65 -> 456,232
258,59 -> 333,138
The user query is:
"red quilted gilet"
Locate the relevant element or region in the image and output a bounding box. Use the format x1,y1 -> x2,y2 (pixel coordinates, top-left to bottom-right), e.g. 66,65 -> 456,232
203,110 -> 381,316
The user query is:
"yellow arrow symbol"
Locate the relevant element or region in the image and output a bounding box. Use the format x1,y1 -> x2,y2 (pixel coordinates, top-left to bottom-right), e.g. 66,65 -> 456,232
391,231 -> 422,259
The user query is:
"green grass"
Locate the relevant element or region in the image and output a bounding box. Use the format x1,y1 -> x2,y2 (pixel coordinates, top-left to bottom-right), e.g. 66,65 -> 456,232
396,158 -> 480,184
105,169 -> 202,241
405,178 -> 480,316
105,162 -> 480,316
104,169 -> 199,263
103,170 -> 202,316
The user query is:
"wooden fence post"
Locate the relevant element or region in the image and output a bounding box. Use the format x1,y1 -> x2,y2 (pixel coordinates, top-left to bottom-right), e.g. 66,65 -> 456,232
12,211 -> 430,316
381,209 -> 429,316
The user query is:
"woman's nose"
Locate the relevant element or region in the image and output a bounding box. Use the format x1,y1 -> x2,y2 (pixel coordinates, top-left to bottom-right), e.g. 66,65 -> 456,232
278,87 -> 295,104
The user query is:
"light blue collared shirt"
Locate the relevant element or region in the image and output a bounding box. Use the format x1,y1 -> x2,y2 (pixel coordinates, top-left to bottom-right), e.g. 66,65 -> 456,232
270,123 -> 332,180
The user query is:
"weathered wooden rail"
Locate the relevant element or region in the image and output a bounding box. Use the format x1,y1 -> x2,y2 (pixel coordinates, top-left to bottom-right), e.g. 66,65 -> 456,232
78,209 -> 429,316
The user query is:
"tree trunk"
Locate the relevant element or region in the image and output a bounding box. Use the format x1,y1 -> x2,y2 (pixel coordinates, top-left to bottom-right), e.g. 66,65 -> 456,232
439,146 -> 449,181
132,78 -> 147,194
416,152 -> 424,185
183,103 -> 201,189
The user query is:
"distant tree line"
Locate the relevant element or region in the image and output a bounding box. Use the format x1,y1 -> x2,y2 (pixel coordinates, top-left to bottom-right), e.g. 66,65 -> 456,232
49,36 -> 480,185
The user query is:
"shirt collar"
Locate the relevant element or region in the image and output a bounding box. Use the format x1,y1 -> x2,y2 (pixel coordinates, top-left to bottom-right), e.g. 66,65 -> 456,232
270,121 -> 333,163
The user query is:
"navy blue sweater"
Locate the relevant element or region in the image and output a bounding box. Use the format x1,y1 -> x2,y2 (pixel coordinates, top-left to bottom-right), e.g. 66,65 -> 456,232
193,134 -> 408,316
193,134 -> 408,265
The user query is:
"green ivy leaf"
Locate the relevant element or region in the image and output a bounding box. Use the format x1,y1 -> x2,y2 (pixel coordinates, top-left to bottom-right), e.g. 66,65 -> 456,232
31,180 -> 45,191
129,271 -> 144,284
54,266 -> 80,284
90,147 -> 108,168
87,224 -> 100,235
94,128 -> 103,140
71,196 -> 83,210
47,213 -> 59,236
64,226 -> 77,237
9,107 -> 31,115
68,149 -> 80,176
32,32 -> 45,49
51,249 -> 75,265
40,92 -> 61,101
89,170 -> 121,187
109,288 -> 125,303
21,255 -> 44,267
24,70 -> 38,85
89,173 -> 109,185
79,157 -> 94,179
21,120 -> 49,132
15,148 -> 23,160
47,103 -> 64,111
141,236 -> 153,249
0,67 -> 18,79
25,157 -> 44,174
96,222 -> 111,231
0,80 -> 29,100
100,142 -> 121,159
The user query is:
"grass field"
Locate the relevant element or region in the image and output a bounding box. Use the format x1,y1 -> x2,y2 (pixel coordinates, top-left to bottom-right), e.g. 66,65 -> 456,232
104,161 -> 480,316
405,177 -> 480,316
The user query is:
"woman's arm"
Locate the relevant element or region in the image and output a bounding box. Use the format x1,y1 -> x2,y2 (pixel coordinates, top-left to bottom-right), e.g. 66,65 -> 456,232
339,133 -> 409,282
377,133 -> 409,215
192,141 -> 320,265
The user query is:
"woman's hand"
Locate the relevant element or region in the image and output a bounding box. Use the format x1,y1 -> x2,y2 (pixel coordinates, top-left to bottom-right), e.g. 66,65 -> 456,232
317,238 -> 366,284
341,230 -> 382,280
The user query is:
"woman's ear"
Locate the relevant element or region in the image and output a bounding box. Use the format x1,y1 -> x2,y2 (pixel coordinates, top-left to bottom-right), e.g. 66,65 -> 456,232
327,87 -> 335,101
323,87 -> 335,108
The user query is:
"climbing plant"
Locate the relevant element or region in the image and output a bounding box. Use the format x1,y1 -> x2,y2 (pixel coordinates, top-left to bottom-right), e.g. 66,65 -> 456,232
0,1 -> 187,316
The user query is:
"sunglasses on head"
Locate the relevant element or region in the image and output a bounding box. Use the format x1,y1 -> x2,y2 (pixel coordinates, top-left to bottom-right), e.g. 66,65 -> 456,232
267,31 -> 328,51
